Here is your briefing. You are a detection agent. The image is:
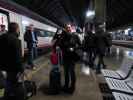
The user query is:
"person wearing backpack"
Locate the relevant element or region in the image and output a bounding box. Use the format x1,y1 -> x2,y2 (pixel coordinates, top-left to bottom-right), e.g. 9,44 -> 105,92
95,26 -> 107,74
83,23 -> 96,69
0,22 -> 24,100
105,33 -> 112,55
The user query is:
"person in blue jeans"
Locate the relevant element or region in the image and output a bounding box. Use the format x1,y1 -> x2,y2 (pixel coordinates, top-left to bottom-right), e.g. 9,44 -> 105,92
24,24 -> 38,70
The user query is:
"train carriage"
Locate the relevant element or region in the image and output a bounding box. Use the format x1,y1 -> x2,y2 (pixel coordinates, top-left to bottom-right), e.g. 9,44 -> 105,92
0,1 -> 58,56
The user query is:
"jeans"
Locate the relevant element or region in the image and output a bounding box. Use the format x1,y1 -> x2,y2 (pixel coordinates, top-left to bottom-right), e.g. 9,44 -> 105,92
97,54 -> 105,72
27,46 -> 38,67
63,61 -> 76,89
87,48 -> 95,68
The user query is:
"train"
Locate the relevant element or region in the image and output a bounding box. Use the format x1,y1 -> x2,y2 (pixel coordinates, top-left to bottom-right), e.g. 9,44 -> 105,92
0,0 -> 58,55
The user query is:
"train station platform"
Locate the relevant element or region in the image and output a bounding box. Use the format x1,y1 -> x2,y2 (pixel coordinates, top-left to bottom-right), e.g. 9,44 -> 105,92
23,45 -> 133,100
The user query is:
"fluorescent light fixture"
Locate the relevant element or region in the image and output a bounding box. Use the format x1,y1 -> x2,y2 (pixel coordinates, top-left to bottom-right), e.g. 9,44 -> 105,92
86,10 -> 95,17
22,20 -> 29,25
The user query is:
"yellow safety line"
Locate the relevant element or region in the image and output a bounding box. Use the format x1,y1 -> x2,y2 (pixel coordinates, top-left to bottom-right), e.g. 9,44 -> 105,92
27,61 -> 49,80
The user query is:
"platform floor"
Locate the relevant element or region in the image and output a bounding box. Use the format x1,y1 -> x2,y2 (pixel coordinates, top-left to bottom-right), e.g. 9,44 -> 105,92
24,46 -> 133,100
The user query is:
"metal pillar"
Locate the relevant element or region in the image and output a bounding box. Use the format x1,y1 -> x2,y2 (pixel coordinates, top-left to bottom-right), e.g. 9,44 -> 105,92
94,0 -> 106,31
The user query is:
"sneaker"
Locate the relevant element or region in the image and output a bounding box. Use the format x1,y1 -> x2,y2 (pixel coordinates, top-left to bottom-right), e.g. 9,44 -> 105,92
68,86 -> 75,94
62,86 -> 69,92
62,86 -> 75,94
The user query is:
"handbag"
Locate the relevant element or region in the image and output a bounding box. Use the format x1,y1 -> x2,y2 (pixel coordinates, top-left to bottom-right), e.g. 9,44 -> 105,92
50,50 -> 58,65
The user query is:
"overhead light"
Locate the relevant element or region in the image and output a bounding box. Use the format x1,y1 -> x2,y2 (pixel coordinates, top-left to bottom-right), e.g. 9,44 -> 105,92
125,28 -> 131,35
86,10 -> 95,17
22,20 -> 29,25
127,28 -> 131,31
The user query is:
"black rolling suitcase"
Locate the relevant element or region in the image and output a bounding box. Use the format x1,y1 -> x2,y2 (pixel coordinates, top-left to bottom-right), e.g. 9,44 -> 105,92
49,47 -> 62,94
49,68 -> 61,94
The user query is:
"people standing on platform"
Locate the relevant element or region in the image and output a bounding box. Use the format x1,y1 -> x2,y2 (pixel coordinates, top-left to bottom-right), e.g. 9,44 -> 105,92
105,33 -> 112,55
95,26 -> 107,74
24,24 -> 38,70
0,22 -> 24,100
59,25 -> 79,94
83,23 -> 96,69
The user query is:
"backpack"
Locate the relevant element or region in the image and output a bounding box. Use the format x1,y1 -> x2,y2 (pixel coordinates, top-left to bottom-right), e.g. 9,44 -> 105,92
84,34 -> 95,48
23,80 -> 37,99
105,36 -> 112,47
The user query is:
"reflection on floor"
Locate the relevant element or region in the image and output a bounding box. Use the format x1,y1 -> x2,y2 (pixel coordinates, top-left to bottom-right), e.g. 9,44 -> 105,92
27,46 -> 133,100
81,64 -> 90,75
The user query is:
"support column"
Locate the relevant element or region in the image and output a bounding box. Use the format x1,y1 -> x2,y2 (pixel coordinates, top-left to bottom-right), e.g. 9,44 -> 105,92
95,0 -> 106,30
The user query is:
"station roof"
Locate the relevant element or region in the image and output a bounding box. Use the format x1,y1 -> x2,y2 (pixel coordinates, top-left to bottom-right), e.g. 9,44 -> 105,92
10,0 -> 90,28
106,0 -> 133,30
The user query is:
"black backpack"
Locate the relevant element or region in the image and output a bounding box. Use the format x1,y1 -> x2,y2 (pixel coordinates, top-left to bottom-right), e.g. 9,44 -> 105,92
83,34 -> 95,52
23,80 -> 37,99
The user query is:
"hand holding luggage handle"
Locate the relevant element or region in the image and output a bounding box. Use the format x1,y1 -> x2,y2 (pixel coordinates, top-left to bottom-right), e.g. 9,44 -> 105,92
56,46 -> 63,69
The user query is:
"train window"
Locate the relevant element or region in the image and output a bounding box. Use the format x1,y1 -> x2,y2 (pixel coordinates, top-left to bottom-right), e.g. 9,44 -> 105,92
0,10 -> 9,34
36,30 -> 45,37
34,28 -> 55,37
44,31 -> 49,37
44,31 -> 55,37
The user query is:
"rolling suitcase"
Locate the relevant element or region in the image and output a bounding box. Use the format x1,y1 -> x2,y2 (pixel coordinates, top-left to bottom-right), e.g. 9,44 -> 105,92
49,47 -> 62,94
49,68 -> 61,94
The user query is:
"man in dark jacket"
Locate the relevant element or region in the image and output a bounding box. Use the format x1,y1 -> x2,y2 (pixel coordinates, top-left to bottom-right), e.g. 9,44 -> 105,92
83,30 -> 96,68
95,27 -> 107,74
105,33 -> 112,55
24,24 -> 38,69
0,22 -> 24,100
